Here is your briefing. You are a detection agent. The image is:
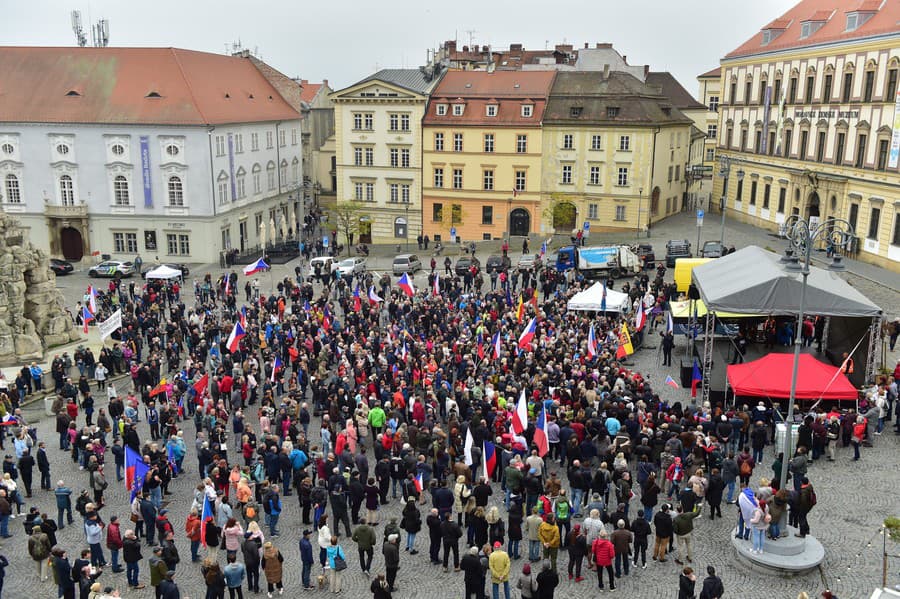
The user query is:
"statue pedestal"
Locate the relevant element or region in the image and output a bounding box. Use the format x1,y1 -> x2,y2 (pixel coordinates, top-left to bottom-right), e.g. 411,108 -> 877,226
731,526 -> 824,577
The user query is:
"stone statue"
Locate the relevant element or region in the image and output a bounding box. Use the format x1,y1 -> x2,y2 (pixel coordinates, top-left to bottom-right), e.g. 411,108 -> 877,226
0,211 -> 79,365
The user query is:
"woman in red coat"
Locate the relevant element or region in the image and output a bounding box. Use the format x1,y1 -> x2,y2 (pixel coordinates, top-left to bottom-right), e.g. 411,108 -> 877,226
590,529 -> 616,591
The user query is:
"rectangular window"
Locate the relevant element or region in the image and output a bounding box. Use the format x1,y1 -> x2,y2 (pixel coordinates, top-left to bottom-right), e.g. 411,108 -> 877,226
113,232 -> 125,253
521,105 -> 533,118
887,69 -> 899,101
805,76 -> 815,104
390,148 -> 399,168
707,124 -> 718,139
589,165 -> 600,185
789,77 -> 798,103
215,135 -> 225,156
365,148 -> 374,166
278,130 -> 286,147
855,134 -> 867,168
365,182 -> 374,202
234,134 -> 244,153
434,133 -> 444,151
588,203 -> 598,219
401,184 -> 410,204
784,129 -> 793,157
353,113 -> 363,129
749,180 -> 757,205
745,80 -> 753,104
434,168 -> 443,188
740,129 -> 748,152
668,166 -> 673,182
401,149 -> 410,168
483,169 -> 494,190
436,104 -> 447,116
451,204 -> 462,224
266,131 -> 273,149
877,138 -> 890,170
563,134 -> 574,150
706,148 -> 716,162
864,70 -> 875,102
730,82 -> 737,104
126,233 -> 138,253
482,206 -> 493,225
816,131 -> 827,162
251,133 -> 259,151
516,135 -> 527,153
868,207 -> 881,239
799,130 -> 809,159
823,74 -> 833,102
432,203 -> 443,222
708,96 -> 719,112
774,79 -> 782,103
726,127 -> 733,148
364,114 -> 373,130
389,114 -> 400,131
842,72 -> 853,102
615,205 -> 626,221
736,179 -> 744,202
291,129 -> 298,146
166,233 -> 178,255
389,183 -> 399,203
777,187 -> 786,213
218,181 -> 228,205
354,147 -> 363,166
674,165 -> 680,181
893,214 -> 900,246
484,134 -> 494,153
452,168 -> 463,189
453,133 -> 463,152
849,203 -> 859,231
561,165 -> 573,184
768,131 -> 776,156
755,130 -> 762,154
253,172 -> 260,194
591,135 -> 602,150
354,182 -> 363,201
619,135 -> 630,151
759,80 -> 768,105
486,105 -> 497,117
178,234 -> 190,256
514,170 -> 526,192
617,167 -> 628,186
236,176 -> 246,199
452,104 -> 464,116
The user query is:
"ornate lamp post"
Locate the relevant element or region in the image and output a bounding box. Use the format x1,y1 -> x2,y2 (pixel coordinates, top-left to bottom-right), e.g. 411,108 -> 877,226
778,216 -> 854,491
717,156 -> 744,246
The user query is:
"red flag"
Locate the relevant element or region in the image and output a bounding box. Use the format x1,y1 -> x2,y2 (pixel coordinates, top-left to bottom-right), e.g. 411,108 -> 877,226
192,373 -> 209,398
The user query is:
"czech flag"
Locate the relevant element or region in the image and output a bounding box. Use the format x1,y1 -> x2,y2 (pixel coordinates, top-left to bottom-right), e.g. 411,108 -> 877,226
433,273 -> 440,297
225,320 -> 246,353
635,300 -> 646,332
512,389 -> 528,434
539,241 -> 547,258
587,324 -> 597,358
322,306 -> 332,332
691,360 -> 703,398
224,275 -> 231,296
242,258 -> 269,276
665,375 -> 680,389
414,473 -> 424,493
397,272 -> 415,297
517,317 -> 537,350
368,286 -> 383,305
353,285 -> 362,312
124,446 -> 150,501
533,407 -> 549,457
200,495 -> 214,547
492,331 -> 502,360
483,441 -> 497,477
476,333 -> 485,360
87,285 -> 98,313
82,305 -> 94,334
270,356 -> 283,383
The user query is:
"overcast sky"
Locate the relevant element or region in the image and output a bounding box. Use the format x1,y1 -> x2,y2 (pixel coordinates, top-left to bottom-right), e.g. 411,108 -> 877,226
3,0 -> 796,93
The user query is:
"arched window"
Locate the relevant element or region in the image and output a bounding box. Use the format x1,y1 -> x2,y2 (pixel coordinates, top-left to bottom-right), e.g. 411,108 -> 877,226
267,162 -> 276,191
279,159 -> 288,187
60,174 -> 75,206
167,176 -> 184,206
4,174 -> 21,203
113,175 -> 130,206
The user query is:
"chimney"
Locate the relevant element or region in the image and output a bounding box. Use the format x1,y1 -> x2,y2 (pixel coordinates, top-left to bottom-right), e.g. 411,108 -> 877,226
463,45 -> 469,52
323,79 -> 328,88
603,65 -> 610,79
446,40 -> 457,52
510,43 -> 523,51
473,45 -> 479,52
644,66 -> 649,78
584,42 -> 589,49
622,55 -> 627,64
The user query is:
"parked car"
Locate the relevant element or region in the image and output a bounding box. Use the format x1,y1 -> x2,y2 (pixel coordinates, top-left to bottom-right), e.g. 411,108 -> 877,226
141,263 -> 190,279
88,260 -> 134,278
664,239 -> 692,267
634,243 -> 656,269
392,254 -> 422,276
454,256 -> 481,276
310,256 -> 336,273
701,240 -> 725,258
485,255 -> 510,273
49,258 -> 74,276
517,253 -> 543,271
336,256 -> 367,277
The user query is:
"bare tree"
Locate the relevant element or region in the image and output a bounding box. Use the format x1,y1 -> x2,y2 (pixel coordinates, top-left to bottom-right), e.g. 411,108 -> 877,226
332,201 -> 366,257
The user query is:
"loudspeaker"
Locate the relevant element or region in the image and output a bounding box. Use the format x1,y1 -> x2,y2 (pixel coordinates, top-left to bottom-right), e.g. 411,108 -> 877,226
680,359 -> 693,388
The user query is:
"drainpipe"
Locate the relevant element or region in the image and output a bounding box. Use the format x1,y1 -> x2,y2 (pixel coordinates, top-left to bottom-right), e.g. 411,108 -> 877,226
646,126 -> 660,236
208,126 -> 217,216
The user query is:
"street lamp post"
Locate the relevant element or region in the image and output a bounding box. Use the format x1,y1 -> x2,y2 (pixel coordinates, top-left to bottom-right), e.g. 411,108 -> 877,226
405,202 -> 410,251
778,217 -> 854,491
718,156 -> 744,246
636,187 -> 643,241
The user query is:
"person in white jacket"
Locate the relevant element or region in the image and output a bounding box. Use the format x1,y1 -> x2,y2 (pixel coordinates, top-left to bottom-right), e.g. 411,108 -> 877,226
317,514 -> 333,571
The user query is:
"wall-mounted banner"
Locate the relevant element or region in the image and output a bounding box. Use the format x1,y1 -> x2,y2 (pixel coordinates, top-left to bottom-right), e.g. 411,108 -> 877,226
228,133 -> 237,201
889,88 -> 900,169
140,136 -> 153,208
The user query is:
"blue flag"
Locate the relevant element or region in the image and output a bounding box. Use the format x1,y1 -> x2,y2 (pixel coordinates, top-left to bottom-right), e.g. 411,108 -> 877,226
125,446 -> 150,501
166,443 -> 179,475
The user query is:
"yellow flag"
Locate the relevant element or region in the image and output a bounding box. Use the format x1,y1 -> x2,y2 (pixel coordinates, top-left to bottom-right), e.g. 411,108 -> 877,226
616,323 -> 634,359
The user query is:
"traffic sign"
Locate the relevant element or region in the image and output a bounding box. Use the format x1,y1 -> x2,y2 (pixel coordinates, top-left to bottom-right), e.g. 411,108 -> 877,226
322,235 -> 329,248
693,165 -> 714,173
583,221 -> 590,231
696,209 -> 704,227
450,227 -> 457,240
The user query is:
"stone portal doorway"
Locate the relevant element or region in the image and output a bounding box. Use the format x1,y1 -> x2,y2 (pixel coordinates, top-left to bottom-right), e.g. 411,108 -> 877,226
60,227 -> 84,261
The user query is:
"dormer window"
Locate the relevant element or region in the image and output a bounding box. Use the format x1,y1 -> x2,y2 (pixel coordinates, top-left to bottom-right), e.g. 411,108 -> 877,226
521,104 -> 533,118
65,90 -> 81,97
436,104 -> 448,116
570,106 -> 583,118
800,18 -> 827,39
846,11 -> 875,31
486,104 -> 498,117
607,106 -> 620,118
452,104 -> 465,116
146,91 -> 162,98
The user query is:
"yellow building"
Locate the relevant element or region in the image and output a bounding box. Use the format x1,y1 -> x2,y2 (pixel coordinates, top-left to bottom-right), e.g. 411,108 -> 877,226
715,0 -> 900,270
695,68 -> 723,209
541,71 -> 696,236
422,70 -> 556,242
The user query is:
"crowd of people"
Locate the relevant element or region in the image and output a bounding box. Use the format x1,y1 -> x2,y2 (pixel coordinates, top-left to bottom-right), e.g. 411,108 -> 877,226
0,242 -> 892,599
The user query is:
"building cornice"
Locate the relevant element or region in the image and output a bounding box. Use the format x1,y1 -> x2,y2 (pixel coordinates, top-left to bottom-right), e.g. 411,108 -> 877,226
721,31 -> 900,65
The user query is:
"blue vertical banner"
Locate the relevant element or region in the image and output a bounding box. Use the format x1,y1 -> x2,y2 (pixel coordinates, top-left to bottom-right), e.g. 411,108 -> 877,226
228,133 -> 236,201
760,85 -> 772,155
140,136 -> 153,208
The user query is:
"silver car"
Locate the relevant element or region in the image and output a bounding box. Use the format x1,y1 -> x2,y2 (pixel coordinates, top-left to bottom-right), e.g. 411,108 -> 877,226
336,257 -> 367,277
392,254 -> 422,276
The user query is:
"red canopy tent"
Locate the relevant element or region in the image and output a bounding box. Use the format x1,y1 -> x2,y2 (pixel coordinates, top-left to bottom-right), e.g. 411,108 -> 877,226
726,354 -> 858,400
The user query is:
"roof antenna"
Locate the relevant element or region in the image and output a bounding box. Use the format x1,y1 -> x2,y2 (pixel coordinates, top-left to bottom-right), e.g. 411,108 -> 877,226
71,11 -> 87,47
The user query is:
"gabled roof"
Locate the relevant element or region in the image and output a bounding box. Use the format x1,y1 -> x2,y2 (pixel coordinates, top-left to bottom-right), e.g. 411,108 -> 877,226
300,83 -> 324,104
0,46 -> 301,125
698,67 -> 722,79
423,71 -> 555,127
725,0 -> 900,60
350,68 -> 443,95
645,72 -> 706,111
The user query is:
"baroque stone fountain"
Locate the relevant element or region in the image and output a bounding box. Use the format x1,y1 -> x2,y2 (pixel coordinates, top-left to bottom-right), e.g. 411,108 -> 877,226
0,212 -> 80,366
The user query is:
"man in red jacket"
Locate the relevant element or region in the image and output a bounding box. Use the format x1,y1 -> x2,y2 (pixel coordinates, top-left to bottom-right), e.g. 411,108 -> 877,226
106,515 -> 124,573
590,529 -> 615,591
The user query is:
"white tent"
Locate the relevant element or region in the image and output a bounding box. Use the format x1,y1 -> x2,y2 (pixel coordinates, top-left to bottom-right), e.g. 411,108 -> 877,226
144,264 -> 182,280
566,282 -> 630,313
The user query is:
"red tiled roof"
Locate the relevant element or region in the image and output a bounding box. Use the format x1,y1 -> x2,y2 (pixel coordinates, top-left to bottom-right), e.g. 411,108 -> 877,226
698,67 -> 722,78
300,83 -> 323,104
424,71 -> 555,127
725,0 -> 900,60
853,0 -> 881,11
0,46 -> 301,125
764,17 -> 793,29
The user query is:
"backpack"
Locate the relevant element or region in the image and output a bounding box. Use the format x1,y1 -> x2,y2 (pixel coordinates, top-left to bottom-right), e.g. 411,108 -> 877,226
244,503 -> 258,521
740,461 -> 751,477
252,463 -> 265,483
807,488 -> 817,508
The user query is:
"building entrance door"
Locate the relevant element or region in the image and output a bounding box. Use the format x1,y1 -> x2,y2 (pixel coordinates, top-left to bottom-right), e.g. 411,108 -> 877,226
60,227 -> 84,261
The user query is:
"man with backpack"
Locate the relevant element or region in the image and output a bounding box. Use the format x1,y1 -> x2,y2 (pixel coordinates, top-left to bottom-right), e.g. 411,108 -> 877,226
263,484 -> 282,537
796,477 -> 816,538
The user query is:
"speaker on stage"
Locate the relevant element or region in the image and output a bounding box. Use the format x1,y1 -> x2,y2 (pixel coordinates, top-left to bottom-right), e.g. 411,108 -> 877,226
680,358 -> 693,388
